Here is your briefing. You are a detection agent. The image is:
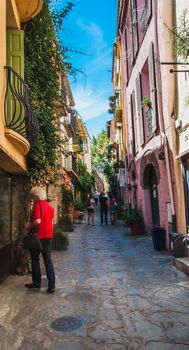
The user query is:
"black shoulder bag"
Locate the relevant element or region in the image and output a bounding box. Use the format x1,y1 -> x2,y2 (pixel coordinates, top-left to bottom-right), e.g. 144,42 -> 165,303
22,203 -> 43,252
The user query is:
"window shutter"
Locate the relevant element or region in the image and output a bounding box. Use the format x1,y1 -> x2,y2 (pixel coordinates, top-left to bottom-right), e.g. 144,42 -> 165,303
132,90 -> 139,152
135,74 -> 144,146
7,30 -> 24,77
148,42 -> 157,133
146,0 -> 152,24
131,0 -> 139,57
130,94 -> 136,156
129,0 -> 134,65
6,30 -> 24,125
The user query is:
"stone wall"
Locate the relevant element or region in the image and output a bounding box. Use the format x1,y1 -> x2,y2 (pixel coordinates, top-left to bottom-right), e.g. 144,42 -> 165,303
11,175 -> 30,242
11,175 -> 30,273
48,185 -> 62,224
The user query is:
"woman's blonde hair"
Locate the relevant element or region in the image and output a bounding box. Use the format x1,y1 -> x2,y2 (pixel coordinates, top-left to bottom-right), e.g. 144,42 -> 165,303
30,187 -> 47,200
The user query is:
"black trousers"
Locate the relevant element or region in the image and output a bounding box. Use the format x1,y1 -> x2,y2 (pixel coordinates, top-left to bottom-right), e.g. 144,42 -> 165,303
30,238 -> 55,289
101,209 -> 108,224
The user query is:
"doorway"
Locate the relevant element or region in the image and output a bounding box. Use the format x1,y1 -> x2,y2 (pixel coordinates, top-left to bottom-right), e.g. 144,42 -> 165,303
149,166 -> 160,227
183,157 -> 189,229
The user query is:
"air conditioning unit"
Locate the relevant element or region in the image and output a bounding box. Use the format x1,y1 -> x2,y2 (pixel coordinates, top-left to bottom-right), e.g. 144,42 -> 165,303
175,118 -> 182,130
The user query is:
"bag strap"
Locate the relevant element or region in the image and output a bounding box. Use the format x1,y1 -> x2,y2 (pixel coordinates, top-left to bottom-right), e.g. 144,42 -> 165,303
34,201 -> 43,234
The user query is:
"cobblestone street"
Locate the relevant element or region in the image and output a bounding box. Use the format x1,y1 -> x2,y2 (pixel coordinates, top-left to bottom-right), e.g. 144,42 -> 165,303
1,215 -> 189,350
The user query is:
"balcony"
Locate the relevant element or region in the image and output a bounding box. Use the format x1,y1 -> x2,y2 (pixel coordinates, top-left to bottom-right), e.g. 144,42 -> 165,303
73,136 -> 85,154
75,118 -> 87,139
15,0 -> 43,23
4,66 -> 39,155
62,112 -> 76,136
115,107 -> 122,123
66,154 -> 78,180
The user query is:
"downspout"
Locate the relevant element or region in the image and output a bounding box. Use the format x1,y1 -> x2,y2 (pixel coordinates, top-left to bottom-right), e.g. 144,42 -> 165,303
154,0 -> 176,231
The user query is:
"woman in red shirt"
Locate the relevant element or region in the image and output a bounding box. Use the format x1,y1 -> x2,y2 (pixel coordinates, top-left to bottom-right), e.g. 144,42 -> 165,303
24,187 -> 55,293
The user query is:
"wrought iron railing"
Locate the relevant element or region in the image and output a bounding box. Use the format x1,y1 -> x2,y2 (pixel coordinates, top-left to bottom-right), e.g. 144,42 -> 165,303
72,155 -> 78,174
62,111 -> 76,132
66,154 -> 78,175
4,66 -> 39,143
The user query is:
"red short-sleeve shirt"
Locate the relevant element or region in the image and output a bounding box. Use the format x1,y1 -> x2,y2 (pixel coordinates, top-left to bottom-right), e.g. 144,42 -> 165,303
32,200 -> 54,239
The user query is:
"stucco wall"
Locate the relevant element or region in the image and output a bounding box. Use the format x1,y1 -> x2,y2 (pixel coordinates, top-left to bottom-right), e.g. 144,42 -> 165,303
0,0 -> 27,173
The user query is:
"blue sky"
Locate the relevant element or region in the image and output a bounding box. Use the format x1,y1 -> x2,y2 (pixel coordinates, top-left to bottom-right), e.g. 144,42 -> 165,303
56,0 -> 117,137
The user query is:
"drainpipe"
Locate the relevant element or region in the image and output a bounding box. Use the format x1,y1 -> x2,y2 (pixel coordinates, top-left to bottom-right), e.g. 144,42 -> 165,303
154,0 -> 176,231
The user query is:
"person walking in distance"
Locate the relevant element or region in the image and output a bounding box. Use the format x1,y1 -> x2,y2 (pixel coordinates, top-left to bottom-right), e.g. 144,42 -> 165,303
99,192 -> 109,225
24,187 -> 56,293
109,195 -> 118,225
87,193 -> 95,225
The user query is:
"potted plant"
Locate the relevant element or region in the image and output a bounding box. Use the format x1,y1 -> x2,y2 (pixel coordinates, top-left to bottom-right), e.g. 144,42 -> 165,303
113,140 -> 119,149
58,214 -> 74,232
141,96 -> 151,109
122,207 -> 143,235
53,227 -> 69,250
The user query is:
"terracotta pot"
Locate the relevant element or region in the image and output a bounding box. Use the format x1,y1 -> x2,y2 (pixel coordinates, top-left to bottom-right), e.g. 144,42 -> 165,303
130,223 -> 140,235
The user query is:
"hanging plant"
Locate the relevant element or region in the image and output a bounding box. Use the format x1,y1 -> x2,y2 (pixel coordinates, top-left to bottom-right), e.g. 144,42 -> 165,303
164,9 -> 189,60
141,96 -> 151,108
113,140 -> 119,148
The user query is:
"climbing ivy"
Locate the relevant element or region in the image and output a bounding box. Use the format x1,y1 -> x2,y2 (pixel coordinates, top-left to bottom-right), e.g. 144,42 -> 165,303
76,160 -> 95,202
24,0 -> 75,185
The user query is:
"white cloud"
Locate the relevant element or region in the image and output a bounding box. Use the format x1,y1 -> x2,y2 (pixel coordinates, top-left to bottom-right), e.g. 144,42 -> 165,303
76,20 -> 106,50
76,19 -> 113,75
70,20 -> 113,125
72,85 -> 109,121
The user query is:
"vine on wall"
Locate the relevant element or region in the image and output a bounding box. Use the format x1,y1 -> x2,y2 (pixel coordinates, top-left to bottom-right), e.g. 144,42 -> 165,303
24,0 -> 74,185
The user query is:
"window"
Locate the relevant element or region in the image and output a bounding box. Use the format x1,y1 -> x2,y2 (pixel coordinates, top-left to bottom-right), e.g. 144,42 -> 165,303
135,74 -> 144,146
130,93 -> 136,155
130,0 -> 139,57
140,42 -> 158,141
131,90 -> 139,152
124,0 -> 152,84
137,0 -> 152,44
146,108 -> 153,136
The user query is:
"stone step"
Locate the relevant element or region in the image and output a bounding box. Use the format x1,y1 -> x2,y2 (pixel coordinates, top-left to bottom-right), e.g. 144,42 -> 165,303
173,257 -> 189,277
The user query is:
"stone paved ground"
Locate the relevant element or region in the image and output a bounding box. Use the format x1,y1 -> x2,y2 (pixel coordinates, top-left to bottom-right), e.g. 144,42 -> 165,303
1,214 -> 189,350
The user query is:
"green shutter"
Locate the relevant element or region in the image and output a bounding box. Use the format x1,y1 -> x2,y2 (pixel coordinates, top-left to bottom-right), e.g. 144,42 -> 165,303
6,30 -> 25,130
6,29 -> 24,78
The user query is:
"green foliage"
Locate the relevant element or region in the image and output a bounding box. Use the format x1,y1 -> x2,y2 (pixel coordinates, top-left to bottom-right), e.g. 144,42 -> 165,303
24,2 -> 74,185
121,207 -> 143,225
53,227 -> 69,250
76,160 -> 95,202
104,162 -> 117,194
141,96 -> 151,108
74,198 -> 85,211
165,9 -> 189,59
91,130 -> 111,172
58,214 -> 74,232
61,185 -> 74,213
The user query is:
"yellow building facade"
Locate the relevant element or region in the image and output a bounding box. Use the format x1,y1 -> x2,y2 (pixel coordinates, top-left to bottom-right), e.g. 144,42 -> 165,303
0,0 -> 43,282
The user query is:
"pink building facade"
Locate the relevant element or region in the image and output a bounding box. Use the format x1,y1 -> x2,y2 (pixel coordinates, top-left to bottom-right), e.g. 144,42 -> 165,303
117,0 -> 178,242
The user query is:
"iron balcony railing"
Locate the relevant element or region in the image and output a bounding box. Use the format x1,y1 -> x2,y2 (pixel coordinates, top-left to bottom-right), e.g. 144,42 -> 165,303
66,154 -> 78,175
4,66 -> 39,143
72,155 -> 78,175
62,111 -> 76,133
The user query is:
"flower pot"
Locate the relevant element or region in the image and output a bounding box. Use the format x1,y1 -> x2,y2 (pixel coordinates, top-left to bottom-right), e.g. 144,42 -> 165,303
130,223 -> 140,235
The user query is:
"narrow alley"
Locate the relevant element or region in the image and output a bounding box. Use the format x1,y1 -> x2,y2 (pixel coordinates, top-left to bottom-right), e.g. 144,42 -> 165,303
0,214 -> 189,350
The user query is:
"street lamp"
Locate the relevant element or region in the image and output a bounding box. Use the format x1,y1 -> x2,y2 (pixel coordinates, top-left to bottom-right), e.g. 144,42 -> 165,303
116,121 -> 122,129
